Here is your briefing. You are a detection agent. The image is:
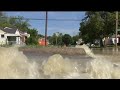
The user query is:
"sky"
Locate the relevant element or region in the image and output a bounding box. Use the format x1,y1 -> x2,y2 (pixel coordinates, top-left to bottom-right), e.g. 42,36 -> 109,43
5,11 -> 85,36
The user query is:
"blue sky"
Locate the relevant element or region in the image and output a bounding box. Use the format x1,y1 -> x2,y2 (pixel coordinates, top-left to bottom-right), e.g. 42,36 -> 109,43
5,11 -> 85,36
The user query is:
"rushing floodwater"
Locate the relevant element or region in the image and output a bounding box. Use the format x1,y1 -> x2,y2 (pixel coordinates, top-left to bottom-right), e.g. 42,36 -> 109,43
0,45 -> 120,79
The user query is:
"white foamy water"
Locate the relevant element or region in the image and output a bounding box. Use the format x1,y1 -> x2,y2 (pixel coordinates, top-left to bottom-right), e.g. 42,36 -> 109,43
0,47 -> 41,79
75,44 -> 95,58
0,45 -> 120,79
42,54 -> 80,78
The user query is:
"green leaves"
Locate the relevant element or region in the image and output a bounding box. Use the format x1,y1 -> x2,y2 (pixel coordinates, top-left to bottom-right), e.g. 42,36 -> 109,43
8,16 -> 30,31
62,34 -> 72,46
79,11 -> 117,44
49,32 -> 63,46
26,28 -> 39,45
0,12 -> 39,45
0,14 -> 31,32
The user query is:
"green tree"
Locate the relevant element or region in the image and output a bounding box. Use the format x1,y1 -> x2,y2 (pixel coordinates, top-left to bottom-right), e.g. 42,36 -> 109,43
0,15 -> 30,31
57,33 -> 63,46
49,32 -> 63,46
79,11 -> 118,47
38,34 -> 44,38
49,33 -> 56,45
0,12 -> 40,45
71,34 -> 79,45
8,16 -> 30,31
62,34 -> 72,46
0,12 -> 11,28
26,28 -> 39,45
80,12 -> 104,45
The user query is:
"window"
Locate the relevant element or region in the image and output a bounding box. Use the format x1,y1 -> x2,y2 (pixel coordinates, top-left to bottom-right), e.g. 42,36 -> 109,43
1,34 -> 4,38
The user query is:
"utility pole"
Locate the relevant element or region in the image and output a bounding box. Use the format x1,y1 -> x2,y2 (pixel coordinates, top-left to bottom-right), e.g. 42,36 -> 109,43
45,11 -> 48,46
115,11 -> 118,49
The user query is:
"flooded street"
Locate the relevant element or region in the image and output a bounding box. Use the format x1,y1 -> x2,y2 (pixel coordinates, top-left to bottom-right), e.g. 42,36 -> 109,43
92,48 -> 120,62
0,45 -> 120,79
23,45 -> 120,79
1,11 -> 120,79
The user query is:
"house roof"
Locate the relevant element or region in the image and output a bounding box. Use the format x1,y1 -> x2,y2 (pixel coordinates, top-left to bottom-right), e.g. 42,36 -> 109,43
3,27 -> 27,34
0,27 -> 30,37
19,30 -> 24,34
2,27 -> 17,34
0,29 -> 5,34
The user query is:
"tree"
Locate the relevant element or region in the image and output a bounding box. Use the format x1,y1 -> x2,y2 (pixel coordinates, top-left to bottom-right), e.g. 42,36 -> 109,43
79,11 -> 118,47
49,33 -> 56,45
80,12 -> 104,45
0,12 -> 11,28
0,12 -> 40,45
0,15 -> 30,31
71,34 -> 79,45
48,32 -> 63,46
62,34 -> 72,46
26,28 -> 39,45
8,16 -> 30,31
38,34 -> 44,38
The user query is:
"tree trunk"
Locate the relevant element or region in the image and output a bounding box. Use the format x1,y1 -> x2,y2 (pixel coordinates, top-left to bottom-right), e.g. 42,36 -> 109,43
100,38 -> 104,47
90,43 -> 91,48
104,37 -> 108,47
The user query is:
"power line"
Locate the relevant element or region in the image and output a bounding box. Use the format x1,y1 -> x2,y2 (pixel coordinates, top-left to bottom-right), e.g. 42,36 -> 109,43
1,16 -> 81,21
46,19 -> 81,21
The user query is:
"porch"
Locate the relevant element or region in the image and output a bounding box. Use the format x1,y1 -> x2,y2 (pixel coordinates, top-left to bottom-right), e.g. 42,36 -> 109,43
6,34 -> 23,45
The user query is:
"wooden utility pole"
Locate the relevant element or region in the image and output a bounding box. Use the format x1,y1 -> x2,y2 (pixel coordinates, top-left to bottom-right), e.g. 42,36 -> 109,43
45,11 -> 48,46
115,11 -> 118,49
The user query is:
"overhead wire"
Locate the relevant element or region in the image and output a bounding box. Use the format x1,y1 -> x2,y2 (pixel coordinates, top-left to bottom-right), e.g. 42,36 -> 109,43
1,16 -> 81,21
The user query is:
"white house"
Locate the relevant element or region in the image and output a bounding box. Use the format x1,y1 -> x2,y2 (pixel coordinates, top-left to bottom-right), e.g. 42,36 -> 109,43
0,28 -> 7,45
0,27 -> 30,45
111,34 -> 120,44
102,34 -> 120,45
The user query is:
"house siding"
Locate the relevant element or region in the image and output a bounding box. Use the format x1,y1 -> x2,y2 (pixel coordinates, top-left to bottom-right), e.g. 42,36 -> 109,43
0,34 -> 7,45
112,38 -> 119,44
15,29 -> 20,35
0,27 -> 30,45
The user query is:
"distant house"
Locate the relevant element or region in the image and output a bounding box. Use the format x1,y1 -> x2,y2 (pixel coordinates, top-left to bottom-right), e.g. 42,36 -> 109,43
76,38 -> 84,45
38,38 -> 49,46
111,34 -> 120,45
102,34 -> 120,45
0,27 -> 30,45
0,28 -> 6,45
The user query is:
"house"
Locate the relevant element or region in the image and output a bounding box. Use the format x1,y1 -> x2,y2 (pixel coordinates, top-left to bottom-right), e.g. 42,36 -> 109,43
76,38 -> 84,45
0,27 -> 30,45
0,28 -> 7,45
111,34 -> 120,45
38,38 -> 49,46
102,34 -> 120,45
